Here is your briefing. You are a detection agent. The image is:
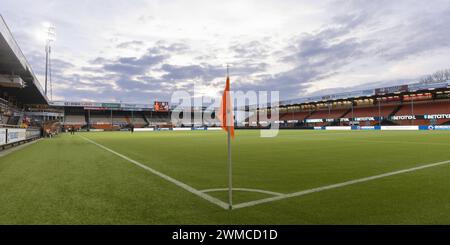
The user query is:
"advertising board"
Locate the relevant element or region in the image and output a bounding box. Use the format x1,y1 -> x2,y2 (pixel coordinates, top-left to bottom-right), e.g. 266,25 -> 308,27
7,128 -> 26,143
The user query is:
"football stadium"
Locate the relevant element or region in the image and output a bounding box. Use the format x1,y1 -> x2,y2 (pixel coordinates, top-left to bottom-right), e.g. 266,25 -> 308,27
2,1 -> 450,241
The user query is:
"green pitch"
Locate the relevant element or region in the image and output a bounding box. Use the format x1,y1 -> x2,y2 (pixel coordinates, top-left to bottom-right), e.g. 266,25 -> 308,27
1,130 -> 450,224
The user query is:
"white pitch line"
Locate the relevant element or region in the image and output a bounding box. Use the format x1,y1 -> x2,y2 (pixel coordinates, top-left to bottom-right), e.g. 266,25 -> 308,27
233,159 -> 450,209
79,135 -> 229,210
201,188 -> 283,196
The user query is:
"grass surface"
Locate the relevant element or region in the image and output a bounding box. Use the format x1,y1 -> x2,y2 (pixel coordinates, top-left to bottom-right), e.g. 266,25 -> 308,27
1,130 -> 450,224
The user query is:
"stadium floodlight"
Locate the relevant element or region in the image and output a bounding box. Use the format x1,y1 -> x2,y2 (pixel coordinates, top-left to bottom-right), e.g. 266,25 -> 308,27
44,23 -> 56,100
45,24 -> 56,42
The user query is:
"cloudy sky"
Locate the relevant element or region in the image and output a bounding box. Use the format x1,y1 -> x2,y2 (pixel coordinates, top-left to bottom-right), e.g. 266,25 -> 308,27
2,0 -> 450,103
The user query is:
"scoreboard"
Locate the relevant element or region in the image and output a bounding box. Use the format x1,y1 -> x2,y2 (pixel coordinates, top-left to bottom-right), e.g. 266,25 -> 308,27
154,101 -> 169,112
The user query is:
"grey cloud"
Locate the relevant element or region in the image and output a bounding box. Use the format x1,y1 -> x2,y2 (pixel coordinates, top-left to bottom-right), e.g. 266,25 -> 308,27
160,61 -> 267,82
90,57 -> 108,64
149,41 -> 189,53
375,8 -> 450,61
160,64 -> 223,80
116,40 -> 144,49
256,12 -> 375,100
102,53 -> 166,76
230,40 -> 270,59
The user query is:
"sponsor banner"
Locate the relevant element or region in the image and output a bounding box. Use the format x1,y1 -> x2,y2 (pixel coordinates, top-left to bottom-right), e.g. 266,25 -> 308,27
85,107 -> 152,111
120,108 -> 146,111
354,117 -> 375,121
306,119 -> 324,123
380,126 -> 419,131
360,126 -> 376,130
391,115 -> 416,120
207,127 -> 222,131
314,126 -> 324,130
192,127 -> 207,131
25,111 -> 64,117
52,101 -> 154,109
307,117 -> 381,123
101,103 -> 121,108
430,125 -> 450,131
0,128 -> 6,145
65,101 -> 103,107
173,128 -> 192,131
84,107 -> 107,110
134,128 -> 155,132
25,129 -> 41,139
89,129 -> 104,132
7,128 -> 26,143
121,103 -> 137,108
325,126 -> 351,130
424,114 -> 450,120
375,85 -> 408,95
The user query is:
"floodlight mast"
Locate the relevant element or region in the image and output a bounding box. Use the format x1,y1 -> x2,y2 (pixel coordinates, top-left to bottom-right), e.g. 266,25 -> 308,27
44,25 -> 55,100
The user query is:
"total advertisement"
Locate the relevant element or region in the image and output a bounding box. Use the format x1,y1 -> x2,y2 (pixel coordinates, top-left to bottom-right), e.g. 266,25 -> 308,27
7,128 -> 26,144
429,125 -> 450,130
25,129 -> 41,139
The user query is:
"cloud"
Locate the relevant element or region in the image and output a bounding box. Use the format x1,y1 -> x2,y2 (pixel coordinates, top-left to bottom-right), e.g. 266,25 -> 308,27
102,53 -> 166,76
2,0 -> 450,103
230,40 -> 271,59
160,64 -> 223,80
116,40 -> 144,49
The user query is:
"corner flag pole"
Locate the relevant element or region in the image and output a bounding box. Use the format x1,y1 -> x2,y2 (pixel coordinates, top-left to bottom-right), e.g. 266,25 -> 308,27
227,64 -> 233,210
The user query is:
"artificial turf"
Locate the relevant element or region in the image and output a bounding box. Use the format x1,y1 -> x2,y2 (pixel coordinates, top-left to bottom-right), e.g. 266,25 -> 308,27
1,130 -> 450,224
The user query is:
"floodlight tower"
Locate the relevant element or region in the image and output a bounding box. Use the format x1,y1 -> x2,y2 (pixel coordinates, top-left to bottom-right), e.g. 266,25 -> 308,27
44,24 -> 55,100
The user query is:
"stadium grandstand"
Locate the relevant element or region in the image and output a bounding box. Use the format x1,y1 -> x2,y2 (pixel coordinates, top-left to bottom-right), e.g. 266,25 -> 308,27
271,82 -> 450,129
50,101 -> 171,131
50,80 -> 450,132
0,15 -> 50,149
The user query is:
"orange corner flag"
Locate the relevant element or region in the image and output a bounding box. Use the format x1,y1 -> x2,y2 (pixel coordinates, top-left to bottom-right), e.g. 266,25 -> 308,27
218,76 -> 234,138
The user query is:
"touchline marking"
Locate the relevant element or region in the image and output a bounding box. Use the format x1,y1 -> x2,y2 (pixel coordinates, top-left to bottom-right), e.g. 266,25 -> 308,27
233,159 -> 450,209
200,188 -> 283,196
80,135 -> 229,210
